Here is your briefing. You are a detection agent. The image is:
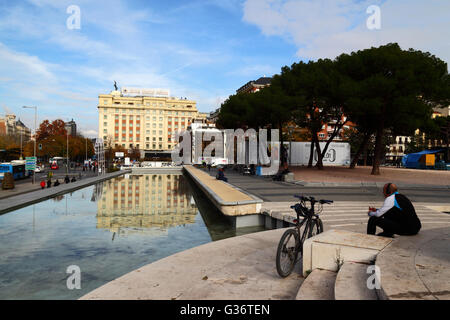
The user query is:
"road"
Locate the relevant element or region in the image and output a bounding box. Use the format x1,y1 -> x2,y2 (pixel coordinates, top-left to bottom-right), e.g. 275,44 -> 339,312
208,167 -> 450,203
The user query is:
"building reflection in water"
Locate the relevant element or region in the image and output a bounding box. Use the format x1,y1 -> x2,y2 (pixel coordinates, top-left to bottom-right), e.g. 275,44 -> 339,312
96,174 -> 198,236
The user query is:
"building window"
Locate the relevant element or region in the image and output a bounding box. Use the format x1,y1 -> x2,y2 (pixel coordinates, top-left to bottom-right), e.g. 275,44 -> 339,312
104,115 -> 107,119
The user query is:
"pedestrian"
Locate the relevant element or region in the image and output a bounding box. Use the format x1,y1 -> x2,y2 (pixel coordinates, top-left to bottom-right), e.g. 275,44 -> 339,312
54,179 -> 60,186
64,175 -> 70,184
71,177 -> 76,182
367,183 -> 422,237
216,167 -> 228,182
47,179 -> 52,188
40,180 -> 46,189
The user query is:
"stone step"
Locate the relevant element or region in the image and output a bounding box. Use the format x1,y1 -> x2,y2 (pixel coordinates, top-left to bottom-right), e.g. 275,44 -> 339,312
334,262 -> 378,300
296,269 -> 337,300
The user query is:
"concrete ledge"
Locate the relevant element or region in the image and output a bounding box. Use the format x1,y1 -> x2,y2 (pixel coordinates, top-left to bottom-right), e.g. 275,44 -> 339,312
80,228 -> 303,300
296,269 -> 336,300
0,170 -> 129,215
334,262 -> 378,300
130,167 -> 183,174
183,165 -> 263,217
302,230 -> 392,276
376,227 -> 450,300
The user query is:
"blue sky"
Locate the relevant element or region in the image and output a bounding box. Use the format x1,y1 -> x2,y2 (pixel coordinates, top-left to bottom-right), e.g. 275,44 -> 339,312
0,0 -> 448,137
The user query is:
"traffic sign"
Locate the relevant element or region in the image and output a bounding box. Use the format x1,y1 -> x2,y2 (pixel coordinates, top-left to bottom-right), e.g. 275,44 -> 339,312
25,156 -> 37,170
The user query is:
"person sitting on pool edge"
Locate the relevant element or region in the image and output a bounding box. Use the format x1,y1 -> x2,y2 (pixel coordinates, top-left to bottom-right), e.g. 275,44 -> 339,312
367,183 -> 421,238
216,167 -> 228,182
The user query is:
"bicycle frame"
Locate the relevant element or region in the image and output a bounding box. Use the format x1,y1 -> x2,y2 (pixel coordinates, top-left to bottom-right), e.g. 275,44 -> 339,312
293,200 -> 321,252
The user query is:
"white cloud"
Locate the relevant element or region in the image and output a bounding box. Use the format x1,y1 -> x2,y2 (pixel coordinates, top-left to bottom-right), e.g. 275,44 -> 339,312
0,43 -> 56,82
243,0 -> 450,64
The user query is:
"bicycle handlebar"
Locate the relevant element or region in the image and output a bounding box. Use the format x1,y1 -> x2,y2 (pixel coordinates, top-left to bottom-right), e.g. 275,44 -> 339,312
294,195 -> 333,204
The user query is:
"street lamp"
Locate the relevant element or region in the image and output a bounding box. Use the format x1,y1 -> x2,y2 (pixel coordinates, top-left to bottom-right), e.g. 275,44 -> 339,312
22,106 -> 37,184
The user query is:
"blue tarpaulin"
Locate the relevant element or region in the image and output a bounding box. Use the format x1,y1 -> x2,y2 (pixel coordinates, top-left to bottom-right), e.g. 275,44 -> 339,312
402,149 -> 444,168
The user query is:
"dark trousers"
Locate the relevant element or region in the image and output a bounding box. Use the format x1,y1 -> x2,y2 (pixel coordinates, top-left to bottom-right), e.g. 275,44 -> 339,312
367,216 -> 418,236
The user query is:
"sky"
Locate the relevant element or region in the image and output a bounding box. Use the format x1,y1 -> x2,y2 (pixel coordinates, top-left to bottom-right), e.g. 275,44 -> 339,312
0,0 -> 448,138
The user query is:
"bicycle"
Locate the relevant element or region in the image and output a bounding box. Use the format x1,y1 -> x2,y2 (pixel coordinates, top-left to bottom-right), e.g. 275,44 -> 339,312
276,195 -> 333,277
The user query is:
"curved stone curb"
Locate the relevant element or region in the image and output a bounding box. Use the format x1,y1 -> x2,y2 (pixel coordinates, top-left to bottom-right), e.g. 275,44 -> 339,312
376,227 -> 450,300
80,228 -> 303,300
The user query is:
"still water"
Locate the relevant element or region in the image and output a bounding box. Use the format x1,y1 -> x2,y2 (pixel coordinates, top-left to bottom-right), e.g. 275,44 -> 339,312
0,173 -> 264,300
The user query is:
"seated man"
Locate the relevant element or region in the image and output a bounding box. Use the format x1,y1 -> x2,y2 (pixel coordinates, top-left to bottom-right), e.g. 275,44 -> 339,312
216,167 -> 228,182
367,183 -> 421,237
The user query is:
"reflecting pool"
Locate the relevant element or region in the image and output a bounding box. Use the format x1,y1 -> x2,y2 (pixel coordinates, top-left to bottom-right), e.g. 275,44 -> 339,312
0,173 -> 265,300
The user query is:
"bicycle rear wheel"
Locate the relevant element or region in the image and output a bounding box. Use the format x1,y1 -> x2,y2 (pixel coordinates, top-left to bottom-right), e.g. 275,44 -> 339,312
276,228 -> 300,277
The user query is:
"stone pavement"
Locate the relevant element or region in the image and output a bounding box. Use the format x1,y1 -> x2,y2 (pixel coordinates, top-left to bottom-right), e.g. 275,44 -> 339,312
376,227 -> 450,300
290,165 -> 450,187
205,167 -> 450,203
0,168 -> 99,200
262,201 -> 450,231
0,170 -> 128,214
81,228 -> 303,300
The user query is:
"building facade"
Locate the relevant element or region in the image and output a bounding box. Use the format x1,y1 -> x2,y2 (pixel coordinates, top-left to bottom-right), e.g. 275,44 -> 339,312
0,114 -> 31,141
65,119 -> 77,137
98,89 -> 199,156
236,77 -> 272,94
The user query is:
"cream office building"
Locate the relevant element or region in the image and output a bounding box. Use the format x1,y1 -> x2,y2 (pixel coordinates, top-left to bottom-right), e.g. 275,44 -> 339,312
98,89 -> 199,156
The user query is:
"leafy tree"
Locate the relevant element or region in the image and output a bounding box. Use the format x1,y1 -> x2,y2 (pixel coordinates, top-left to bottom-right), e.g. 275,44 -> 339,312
278,59 -> 350,169
336,43 -> 449,175
36,119 -> 67,140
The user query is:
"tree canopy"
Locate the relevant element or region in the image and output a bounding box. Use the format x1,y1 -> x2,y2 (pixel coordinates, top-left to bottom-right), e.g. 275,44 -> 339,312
217,43 -> 449,174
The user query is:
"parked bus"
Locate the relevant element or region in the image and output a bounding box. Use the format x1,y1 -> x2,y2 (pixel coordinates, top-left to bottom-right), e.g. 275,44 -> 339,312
0,162 -> 30,181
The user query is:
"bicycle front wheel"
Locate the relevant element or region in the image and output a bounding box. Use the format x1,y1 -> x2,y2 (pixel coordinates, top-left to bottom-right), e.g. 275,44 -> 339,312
276,228 -> 300,277
309,218 -> 324,238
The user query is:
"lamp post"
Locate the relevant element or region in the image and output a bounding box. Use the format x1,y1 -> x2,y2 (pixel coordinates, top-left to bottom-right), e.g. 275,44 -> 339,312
22,106 -> 37,184
66,128 -> 69,175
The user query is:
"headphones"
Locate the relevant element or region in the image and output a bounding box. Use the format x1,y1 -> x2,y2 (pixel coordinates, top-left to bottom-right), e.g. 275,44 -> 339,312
386,183 -> 392,195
